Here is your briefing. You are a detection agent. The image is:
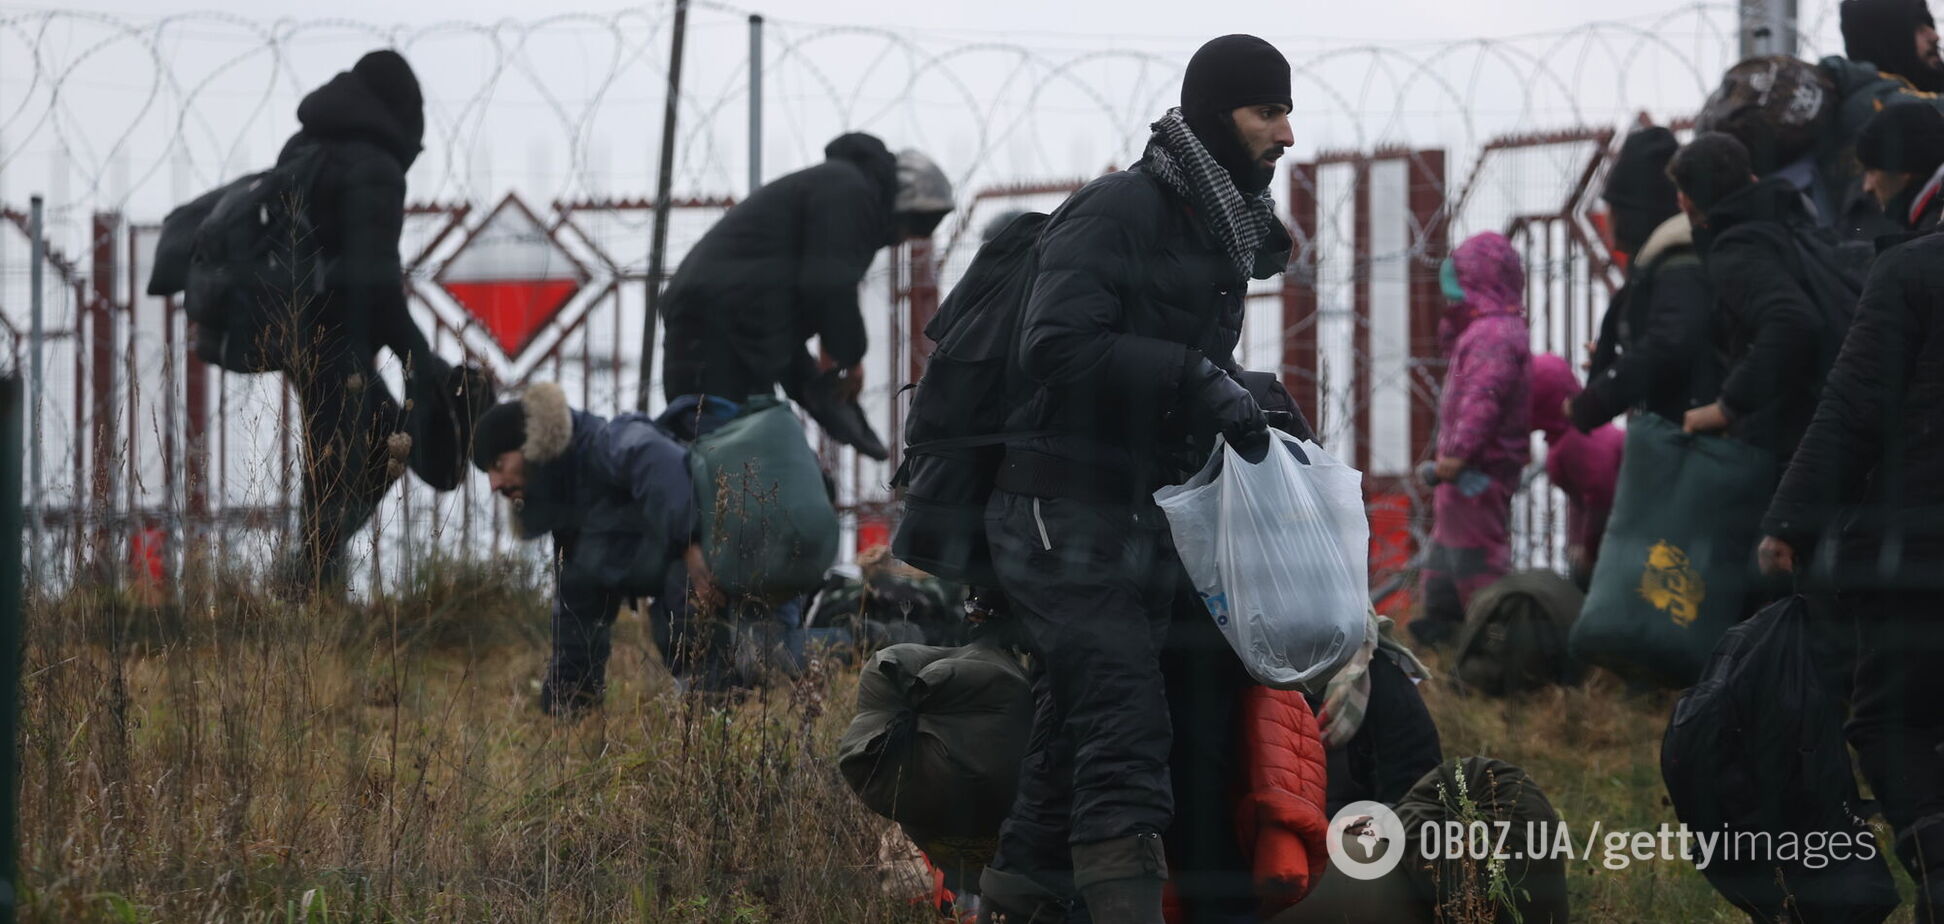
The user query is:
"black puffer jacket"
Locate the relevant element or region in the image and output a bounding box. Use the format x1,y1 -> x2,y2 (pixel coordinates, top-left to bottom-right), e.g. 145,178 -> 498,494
275,57 -> 423,342
1696,177 -> 1831,461
661,133 -> 896,400
1763,230 -> 1944,588
996,166 -> 1292,502
1574,214 -> 1721,431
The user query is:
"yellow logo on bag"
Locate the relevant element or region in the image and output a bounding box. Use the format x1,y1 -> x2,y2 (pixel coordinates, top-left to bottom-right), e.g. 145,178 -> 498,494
1638,540 -> 1706,626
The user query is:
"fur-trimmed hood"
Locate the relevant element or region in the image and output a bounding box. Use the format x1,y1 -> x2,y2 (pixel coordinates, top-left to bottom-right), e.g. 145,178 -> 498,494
520,381 -> 573,465
508,388 -> 694,569
1634,213 -> 1694,269
509,381 -> 597,541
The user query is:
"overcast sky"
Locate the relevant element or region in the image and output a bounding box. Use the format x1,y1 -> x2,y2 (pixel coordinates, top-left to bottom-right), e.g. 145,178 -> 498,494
25,0 -> 1843,46
0,0 -> 1853,228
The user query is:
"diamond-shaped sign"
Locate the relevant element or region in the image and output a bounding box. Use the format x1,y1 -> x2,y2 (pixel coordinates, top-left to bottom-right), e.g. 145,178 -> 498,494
437,195 -> 586,357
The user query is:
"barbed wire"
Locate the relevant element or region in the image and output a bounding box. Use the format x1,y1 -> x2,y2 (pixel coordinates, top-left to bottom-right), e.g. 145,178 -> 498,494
0,1 -> 1859,592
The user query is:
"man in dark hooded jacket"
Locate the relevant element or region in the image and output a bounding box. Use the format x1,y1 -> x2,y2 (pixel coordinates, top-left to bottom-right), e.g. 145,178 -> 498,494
660,135 -> 952,459
976,34 -> 1294,924
1857,101 -> 1944,234
276,51 -> 493,590
1844,0 -> 1944,92
470,382 -> 698,716
1668,133 -> 1831,463
1758,223 -> 1944,924
1573,126 -> 1721,432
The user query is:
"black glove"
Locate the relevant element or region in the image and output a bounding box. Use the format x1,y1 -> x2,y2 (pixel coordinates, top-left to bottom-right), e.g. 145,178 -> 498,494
1182,355 -> 1270,463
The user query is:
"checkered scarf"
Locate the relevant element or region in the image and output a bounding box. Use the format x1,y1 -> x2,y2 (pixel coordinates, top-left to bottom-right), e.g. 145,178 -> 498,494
1143,107 -> 1282,279
1319,611 -> 1432,748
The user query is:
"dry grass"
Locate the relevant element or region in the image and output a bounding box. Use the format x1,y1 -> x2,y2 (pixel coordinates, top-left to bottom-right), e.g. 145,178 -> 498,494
1419,661 -> 1917,923
19,564 -> 932,924
20,568 -> 1920,922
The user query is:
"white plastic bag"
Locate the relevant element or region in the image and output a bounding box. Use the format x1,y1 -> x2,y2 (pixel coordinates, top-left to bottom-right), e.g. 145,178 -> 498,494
1153,431 -> 1369,691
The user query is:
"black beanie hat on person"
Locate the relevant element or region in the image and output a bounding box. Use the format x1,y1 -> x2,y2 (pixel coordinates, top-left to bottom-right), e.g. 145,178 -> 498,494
470,400 -> 526,472
351,50 -> 426,147
1857,101 -> 1944,176
1179,34 -> 1292,192
1602,127 -> 1682,256
1843,0 -> 1944,91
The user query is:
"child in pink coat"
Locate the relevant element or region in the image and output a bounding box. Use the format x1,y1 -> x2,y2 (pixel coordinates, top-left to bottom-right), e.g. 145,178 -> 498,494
1529,353 -> 1625,586
1413,231 -> 1531,647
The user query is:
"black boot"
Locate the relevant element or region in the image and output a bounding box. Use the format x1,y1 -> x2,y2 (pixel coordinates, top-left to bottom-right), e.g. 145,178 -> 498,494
1072,834 -> 1167,924
977,866 -> 1072,924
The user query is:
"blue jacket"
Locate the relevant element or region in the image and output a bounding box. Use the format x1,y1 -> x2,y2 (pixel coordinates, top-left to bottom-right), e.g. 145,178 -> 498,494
512,383 -> 695,604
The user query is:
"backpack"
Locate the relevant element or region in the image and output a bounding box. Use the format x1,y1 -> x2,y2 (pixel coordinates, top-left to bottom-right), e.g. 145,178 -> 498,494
1451,570 -> 1585,696
889,212 -> 1051,586
1661,595 -> 1898,923
1788,223 -> 1870,350
148,145 -> 327,373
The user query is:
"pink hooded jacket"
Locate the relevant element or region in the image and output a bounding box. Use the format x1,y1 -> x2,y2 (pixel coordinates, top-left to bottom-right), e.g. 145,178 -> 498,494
1529,353 -> 1624,559
1437,232 -> 1532,481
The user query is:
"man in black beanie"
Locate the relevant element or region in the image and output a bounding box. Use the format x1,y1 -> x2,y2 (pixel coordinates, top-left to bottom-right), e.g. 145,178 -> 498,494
976,33 -> 1294,924
1844,0 -> 1944,92
1858,102 -> 1944,232
1574,126 -> 1723,432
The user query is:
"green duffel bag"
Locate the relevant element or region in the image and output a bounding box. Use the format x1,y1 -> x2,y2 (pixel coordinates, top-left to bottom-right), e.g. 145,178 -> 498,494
688,395 -> 840,600
837,641 -> 1034,841
1396,757 -> 1571,924
1278,827 -> 1430,923
1453,570 -> 1586,696
1283,757 -> 1568,924
1569,414 -> 1778,688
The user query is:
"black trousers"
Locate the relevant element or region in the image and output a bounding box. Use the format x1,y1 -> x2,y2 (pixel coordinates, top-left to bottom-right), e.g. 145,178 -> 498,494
986,490 -> 1178,892
1844,588 -> 1944,904
545,578 -> 622,713
290,337 -> 401,589
1160,588 -> 1257,922
287,289 -> 448,589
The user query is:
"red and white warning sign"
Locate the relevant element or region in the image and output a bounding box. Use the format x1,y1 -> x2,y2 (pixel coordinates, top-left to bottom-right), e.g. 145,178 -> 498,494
436,196 -> 587,357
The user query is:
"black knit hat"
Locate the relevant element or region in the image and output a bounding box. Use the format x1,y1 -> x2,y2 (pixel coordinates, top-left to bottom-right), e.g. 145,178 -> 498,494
1604,127 -> 1680,209
1603,127 -> 1682,255
1857,101 -> 1944,175
1179,35 -> 1291,192
1843,0 -> 1943,91
1181,34 -> 1293,119
470,400 -> 526,472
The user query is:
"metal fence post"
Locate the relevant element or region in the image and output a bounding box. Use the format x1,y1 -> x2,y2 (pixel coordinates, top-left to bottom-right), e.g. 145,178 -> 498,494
637,0 -> 690,412
748,14 -> 763,196
26,199 -> 43,593
0,372 -> 24,924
